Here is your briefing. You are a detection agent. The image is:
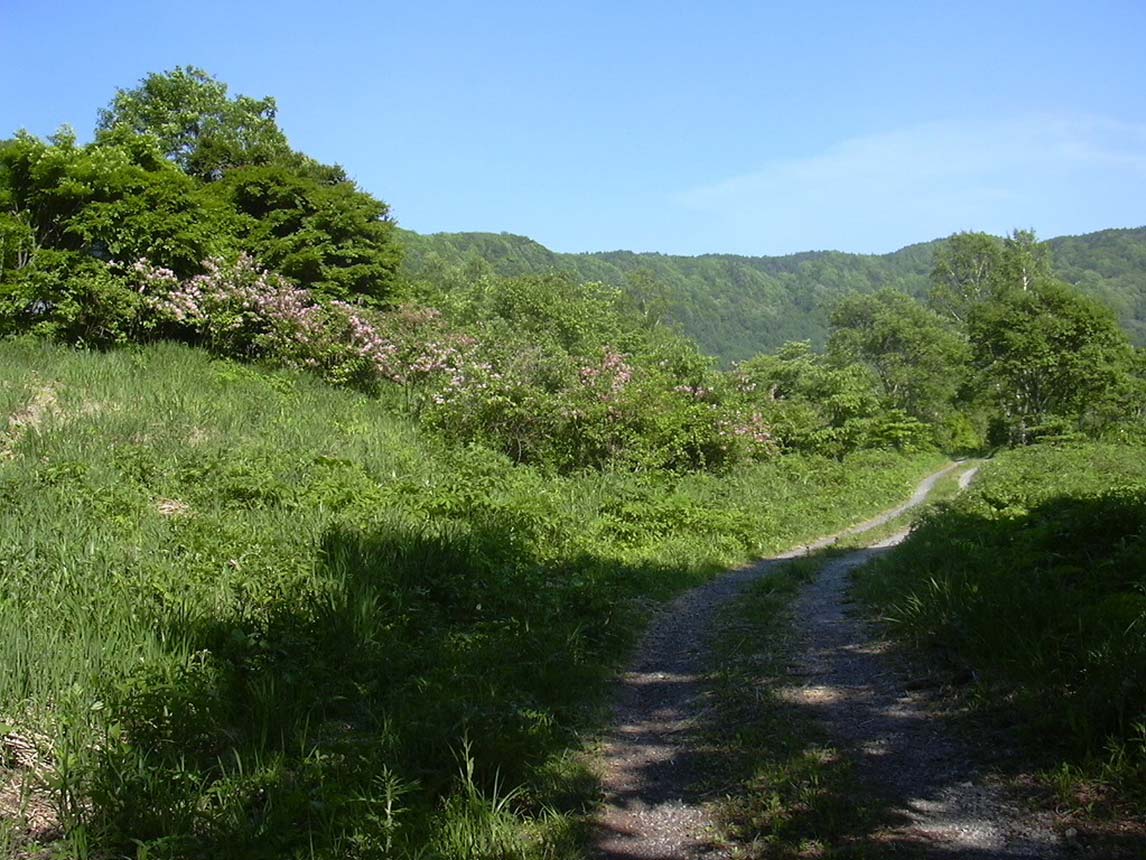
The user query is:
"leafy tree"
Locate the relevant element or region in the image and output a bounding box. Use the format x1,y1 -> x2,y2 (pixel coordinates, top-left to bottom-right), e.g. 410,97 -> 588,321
1001,228 -> 1052,292
452,272 -> 637,355
828,290 -> 969,425
928,231 -> 1004,323
99,67 -> 404,304
96,66 -> 291,180
0,130 -> 233,274
620,268 -> 673,329
968,280 -> 1135,443
210,161 -> 402,303
0,129 -> 236,343
731,342 -> 934,455
738,341 -> 880,426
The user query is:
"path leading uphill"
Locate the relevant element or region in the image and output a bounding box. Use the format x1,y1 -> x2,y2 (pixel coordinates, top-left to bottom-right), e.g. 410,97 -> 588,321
592,461 -> 1062,859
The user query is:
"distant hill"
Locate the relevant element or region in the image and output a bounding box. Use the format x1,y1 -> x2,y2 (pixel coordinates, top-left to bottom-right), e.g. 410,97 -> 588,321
400,227 -> 1146,362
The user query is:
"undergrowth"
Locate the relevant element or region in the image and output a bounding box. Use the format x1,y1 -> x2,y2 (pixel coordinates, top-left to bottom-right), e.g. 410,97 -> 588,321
0,338 -> 944,858
856,442 -> 1146,819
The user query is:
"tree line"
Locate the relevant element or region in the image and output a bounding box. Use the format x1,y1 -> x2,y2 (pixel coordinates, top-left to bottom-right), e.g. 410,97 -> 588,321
401,226 -> 1146,360
2,67 -> 1142,462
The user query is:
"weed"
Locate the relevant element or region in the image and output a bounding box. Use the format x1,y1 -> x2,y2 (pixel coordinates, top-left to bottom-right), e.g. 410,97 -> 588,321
0,340 -> 947,857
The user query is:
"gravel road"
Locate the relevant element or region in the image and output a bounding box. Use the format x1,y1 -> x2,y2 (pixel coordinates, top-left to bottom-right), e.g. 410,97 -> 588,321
593,462 -> 1063,859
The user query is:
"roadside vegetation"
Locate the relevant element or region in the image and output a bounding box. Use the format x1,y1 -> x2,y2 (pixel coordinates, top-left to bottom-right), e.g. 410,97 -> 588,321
856,443 -> 1146,830
0,338 -> 943,858
1,66 -> 1143,857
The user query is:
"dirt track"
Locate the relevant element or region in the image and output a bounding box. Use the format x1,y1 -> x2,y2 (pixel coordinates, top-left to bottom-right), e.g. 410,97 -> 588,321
592,462 -> 1062,859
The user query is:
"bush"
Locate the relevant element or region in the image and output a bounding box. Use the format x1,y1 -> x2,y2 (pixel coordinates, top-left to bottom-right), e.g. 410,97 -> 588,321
857,442 -> 1146,795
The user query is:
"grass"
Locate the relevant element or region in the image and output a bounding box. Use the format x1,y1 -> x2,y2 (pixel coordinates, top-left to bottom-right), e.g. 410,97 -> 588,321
854,442 -> 1146,842
700,557 -> 918,859
0,337 -> 947,858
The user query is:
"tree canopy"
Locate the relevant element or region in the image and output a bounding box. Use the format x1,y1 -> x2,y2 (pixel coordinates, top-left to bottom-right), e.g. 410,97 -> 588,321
1,67 -> 403,339
968,280 -> 1135,443
96,65 -> 292,179
401,227 -> 1146,360
828,289 -> 968,424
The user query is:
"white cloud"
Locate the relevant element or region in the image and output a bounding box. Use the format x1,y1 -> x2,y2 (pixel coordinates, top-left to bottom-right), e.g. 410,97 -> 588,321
675,114 -> 1146,254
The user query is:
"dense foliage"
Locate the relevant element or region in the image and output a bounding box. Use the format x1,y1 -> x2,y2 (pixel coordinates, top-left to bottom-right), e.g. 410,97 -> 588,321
778,232 -> 1142,451
0,66 -> 402,344
401,226 -> 1146,360
2,69 -> 894,473
857,443 -> 1146,804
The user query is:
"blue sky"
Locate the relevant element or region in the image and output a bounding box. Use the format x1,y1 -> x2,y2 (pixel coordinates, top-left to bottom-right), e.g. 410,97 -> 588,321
3,1 -> 1145,256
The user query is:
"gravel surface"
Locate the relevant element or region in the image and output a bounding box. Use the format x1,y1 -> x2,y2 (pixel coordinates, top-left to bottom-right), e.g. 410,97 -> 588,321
593,462 -> 1063,859
778,518 -> 1062,857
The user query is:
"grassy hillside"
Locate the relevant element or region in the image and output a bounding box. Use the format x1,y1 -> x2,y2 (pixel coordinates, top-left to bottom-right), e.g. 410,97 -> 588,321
0,339 -> 944,859
400,227 -> 1146,360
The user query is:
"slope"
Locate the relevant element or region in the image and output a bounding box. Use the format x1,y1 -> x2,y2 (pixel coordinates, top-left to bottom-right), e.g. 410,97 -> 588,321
400,227 -> 1146,361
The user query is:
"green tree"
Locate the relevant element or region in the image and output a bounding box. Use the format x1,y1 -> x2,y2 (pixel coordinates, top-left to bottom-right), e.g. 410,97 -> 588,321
1001,228 -> 1052,292
928,231 -> 1004,323
968,280 -> 1135,443
96,66 -> 291,180
211,161 -> 402,303
0,130 -> 233,275
828,290 -> 969,425
0,129 -> 237,343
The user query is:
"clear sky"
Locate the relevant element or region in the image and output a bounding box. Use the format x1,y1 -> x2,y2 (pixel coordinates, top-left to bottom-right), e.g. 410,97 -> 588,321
3,1 -> 1145,256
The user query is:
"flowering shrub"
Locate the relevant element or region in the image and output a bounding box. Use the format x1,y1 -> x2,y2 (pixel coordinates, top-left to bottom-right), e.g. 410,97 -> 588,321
129,256 -> 374,391
64,255 -> 785,473
421,341 -> 779,472
133,255 -> 285,357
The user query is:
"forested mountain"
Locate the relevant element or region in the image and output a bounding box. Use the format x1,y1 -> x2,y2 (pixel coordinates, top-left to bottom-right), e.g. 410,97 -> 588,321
4,65 -> 1145,858
400,227 -> 1146,361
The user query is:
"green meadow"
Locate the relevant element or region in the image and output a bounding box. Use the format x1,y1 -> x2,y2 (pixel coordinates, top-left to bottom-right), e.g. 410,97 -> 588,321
0,339 -> 942,858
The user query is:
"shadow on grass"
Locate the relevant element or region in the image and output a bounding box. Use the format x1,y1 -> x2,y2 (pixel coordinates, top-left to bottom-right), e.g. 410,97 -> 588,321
61,489 -> 1146,858
76,513 -> 709,859
597,489 -> 1144,859
594,524 -> 1140,859
856,490 -> 1146,768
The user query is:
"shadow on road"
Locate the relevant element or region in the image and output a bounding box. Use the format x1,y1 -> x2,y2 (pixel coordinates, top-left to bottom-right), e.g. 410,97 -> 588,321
595,541 -> 1069,859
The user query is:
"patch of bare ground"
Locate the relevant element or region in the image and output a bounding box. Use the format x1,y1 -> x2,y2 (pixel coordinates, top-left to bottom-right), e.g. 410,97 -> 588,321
1,730 -> 60,856
774,535 -> 1063,857
1,386 -> 59,459
592,464 -> 971,859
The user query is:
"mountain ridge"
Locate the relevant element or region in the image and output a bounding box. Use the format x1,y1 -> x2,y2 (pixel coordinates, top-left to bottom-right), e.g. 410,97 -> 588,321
400,226 -> 1146,360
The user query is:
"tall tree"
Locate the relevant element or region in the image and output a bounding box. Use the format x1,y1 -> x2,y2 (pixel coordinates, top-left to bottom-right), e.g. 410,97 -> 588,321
928,231 -> 1004,323
968,281 -> 1134,443
98,68 -> 404,303
1001,228 -> 1052,292
96,67 -> 291,180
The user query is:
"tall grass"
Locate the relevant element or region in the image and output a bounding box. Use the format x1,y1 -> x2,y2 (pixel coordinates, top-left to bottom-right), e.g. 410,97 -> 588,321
856,442 -> 1146,809
0,338 -> 944,858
